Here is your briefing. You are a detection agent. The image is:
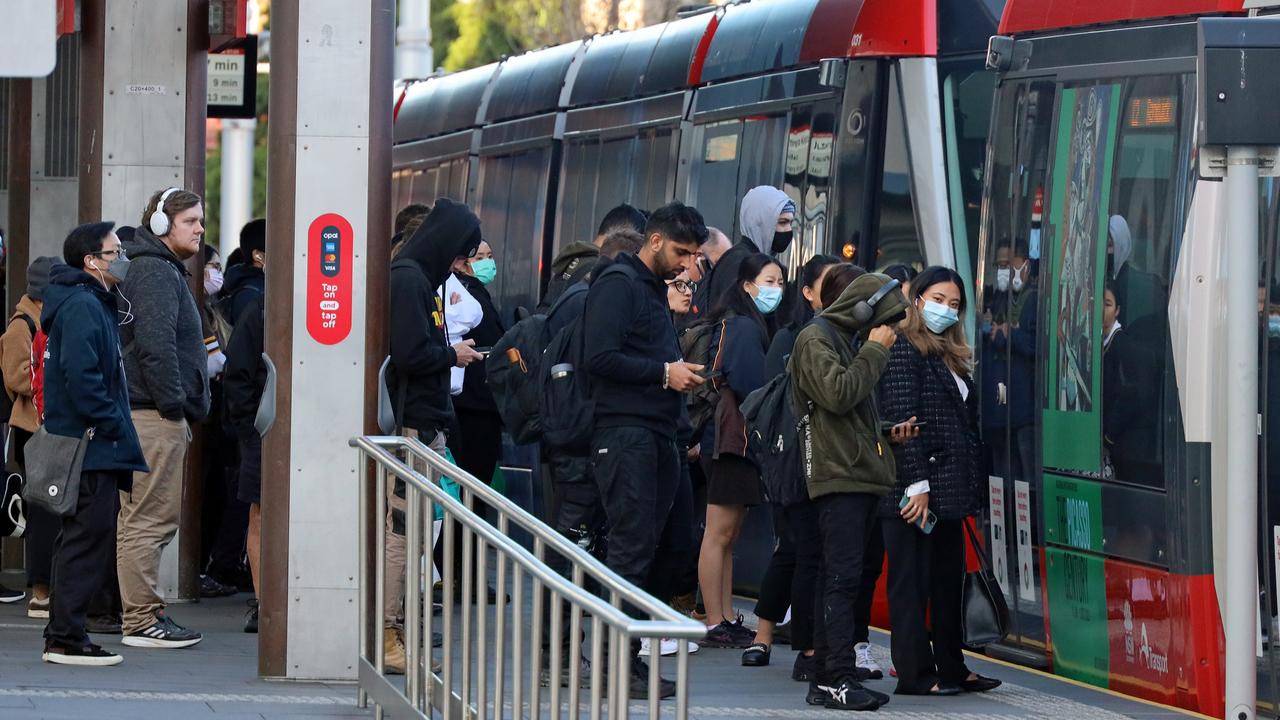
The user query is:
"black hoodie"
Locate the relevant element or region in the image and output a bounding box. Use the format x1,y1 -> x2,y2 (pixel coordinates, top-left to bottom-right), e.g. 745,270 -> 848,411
387,199 -> 482,432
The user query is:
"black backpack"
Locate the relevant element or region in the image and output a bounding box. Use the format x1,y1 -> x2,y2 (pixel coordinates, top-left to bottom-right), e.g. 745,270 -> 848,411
678,319 -> 720,437
741,317 -> 844,506
487,283 -> 587,445
539,263 -> 636,454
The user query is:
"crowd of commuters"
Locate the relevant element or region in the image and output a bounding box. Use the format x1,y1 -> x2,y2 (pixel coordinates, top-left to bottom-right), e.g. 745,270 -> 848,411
0,189 -> 271,665
0,182 -> 1000,709
376,187 -> 1000,710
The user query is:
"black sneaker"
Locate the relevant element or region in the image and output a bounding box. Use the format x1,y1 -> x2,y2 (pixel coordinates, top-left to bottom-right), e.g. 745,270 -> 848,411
0,584 -> 24,603
43,642 -> 123,667
702,621 -> 752,649
122,612 -> 202,648
626,657 -> 675,699
200,574 -> 238,598
727,616 -> 757,644
539,655 -> 593,688
793,652 -> 817,682
820,677 -> 882,711
85,614 -> 123,635
244,601 -> 259,634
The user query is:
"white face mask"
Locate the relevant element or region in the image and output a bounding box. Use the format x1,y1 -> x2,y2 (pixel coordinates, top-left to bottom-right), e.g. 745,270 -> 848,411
996,268 -> 1011,292
1011,261 -> 1028,292
205,268 -> 224,295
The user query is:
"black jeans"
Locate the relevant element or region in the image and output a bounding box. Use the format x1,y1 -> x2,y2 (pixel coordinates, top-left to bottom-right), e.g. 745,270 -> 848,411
812,492 -> 878,684
592,426 -> 680,640
883,517 -> 969,693
854,516 -> 884,644
542,449 -> 603,654
45,470 -> 125,649
754,504 -> 794,624
784,499 -> 820,652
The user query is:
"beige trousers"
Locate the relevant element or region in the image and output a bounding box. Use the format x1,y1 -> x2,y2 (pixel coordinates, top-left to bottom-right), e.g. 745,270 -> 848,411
118,409 -> 191,635
384,429 -> 447,627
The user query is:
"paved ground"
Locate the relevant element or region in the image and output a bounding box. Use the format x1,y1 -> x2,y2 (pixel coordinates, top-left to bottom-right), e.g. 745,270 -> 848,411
0,574 -> 1205,720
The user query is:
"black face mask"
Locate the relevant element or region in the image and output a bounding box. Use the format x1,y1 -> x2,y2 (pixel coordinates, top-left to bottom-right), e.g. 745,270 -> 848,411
771,230 -> 794,255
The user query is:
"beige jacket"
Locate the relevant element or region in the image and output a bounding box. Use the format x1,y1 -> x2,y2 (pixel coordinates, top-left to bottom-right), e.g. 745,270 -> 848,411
1,295 -> 42,432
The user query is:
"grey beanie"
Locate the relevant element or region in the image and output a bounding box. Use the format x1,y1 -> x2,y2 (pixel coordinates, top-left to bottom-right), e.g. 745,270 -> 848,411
26,256 -> 61,301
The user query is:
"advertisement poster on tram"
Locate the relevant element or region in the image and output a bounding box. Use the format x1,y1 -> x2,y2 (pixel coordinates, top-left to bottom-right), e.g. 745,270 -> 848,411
1042,83 -> 1120,474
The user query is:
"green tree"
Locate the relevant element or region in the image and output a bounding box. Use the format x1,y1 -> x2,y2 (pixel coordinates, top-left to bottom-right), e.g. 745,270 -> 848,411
204,72 -> 270,254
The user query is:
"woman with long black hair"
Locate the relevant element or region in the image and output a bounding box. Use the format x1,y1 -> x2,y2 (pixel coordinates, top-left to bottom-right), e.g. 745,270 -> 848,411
698,252 -> 784,647
878,265 -> 1001,697
742,253 -> 839,671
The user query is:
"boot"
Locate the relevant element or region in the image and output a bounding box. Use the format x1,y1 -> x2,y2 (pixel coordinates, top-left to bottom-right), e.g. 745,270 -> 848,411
383,627 -> 406,675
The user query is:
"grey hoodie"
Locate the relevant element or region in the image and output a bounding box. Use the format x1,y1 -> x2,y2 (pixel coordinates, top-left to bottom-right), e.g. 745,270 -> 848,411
738,185 -> 795,249
120,226 -> 211,422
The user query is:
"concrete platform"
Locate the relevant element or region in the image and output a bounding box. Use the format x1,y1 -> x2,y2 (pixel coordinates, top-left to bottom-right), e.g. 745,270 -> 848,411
0,582 -> 1208,720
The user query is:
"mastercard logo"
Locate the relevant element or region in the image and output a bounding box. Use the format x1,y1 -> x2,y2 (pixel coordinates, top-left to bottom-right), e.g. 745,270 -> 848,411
324,253 -> 336,263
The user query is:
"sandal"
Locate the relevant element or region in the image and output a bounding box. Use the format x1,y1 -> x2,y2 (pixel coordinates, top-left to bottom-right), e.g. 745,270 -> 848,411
741,642 -> 771,666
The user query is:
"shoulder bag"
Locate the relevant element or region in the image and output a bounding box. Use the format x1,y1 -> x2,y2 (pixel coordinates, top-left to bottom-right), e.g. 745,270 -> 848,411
21,426 -> 90,518
961,518 -> 1011,647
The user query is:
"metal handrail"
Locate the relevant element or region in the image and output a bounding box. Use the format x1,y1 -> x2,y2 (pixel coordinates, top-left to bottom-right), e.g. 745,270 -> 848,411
356,436 -> 700,635
351,434 -> 704,720
385,434 -> 703,630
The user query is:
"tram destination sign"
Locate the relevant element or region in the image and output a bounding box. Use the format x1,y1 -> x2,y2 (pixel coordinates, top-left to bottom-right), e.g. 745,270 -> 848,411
208,35 -> 258,119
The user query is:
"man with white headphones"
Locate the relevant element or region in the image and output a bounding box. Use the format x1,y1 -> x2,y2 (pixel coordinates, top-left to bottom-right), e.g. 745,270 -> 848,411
115,187 -> 211,649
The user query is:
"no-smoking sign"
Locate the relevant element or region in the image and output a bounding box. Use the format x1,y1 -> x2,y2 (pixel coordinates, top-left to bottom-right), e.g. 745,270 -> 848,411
306,213 -> 353,345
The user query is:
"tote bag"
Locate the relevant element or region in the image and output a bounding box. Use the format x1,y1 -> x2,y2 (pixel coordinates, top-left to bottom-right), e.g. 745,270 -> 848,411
961,519 -> 1011,647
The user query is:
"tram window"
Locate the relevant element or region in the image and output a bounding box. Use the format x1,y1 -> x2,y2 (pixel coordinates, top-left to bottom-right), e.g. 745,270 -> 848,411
597,137 -> 638,223
559,139 -> 602,248
477,149 -> 548,322
943,68 -> 996,281
689,121 -> 744,235
737,116 -> 788,210
874,66 -> 925,271
638,128 -> 675,212
1101,75 -> 1185,490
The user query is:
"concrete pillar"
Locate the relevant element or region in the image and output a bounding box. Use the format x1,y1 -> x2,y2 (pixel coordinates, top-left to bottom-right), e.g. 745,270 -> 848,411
261,0 -> 393,680
79,0 -> 209,601
219,117 -> 256,255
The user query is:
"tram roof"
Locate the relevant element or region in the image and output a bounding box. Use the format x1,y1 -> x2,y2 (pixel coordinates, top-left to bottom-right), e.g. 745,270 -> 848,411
484,40 -> 584,124
998,0 -> 1246,35
394,63 -> 497,144
568,11 -> 714,108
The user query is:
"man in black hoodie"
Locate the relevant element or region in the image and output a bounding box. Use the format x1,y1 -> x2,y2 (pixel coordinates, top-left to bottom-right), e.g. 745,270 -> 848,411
583,201 -> 706,698
117,188 -> 210,650
219,219 -> 266,327
383,198 -> 485,673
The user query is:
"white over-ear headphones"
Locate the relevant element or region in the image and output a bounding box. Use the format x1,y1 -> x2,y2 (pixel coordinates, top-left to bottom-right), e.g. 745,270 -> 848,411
148,187 -> 179,236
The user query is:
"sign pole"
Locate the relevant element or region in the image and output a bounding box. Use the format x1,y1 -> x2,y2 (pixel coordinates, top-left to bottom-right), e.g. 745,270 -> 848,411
1224,144 -> 1260,720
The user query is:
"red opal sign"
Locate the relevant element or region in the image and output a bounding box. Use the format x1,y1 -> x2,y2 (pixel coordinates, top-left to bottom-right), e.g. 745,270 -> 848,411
306,213 -> 353,345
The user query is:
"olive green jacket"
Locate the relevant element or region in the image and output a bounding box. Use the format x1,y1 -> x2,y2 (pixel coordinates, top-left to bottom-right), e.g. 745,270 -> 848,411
789,273 -> 909,499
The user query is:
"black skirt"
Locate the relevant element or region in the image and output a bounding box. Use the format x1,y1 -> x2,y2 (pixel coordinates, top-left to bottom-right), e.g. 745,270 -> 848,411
706,453 -> 763,507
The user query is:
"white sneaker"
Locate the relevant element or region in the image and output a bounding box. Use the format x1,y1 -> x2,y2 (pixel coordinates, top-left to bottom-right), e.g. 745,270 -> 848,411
639,637 -> 700,657
855,642 -> 883,679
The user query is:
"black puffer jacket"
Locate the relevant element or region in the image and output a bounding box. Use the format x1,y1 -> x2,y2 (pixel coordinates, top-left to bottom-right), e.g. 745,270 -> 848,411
877,336 -> 983,520
387,199 -> 482,433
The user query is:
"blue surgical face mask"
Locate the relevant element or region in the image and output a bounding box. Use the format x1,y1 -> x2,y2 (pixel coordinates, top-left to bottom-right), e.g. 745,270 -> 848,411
471,257 -> 497,285
753,285 -> 783,314
920,300 -> 959,334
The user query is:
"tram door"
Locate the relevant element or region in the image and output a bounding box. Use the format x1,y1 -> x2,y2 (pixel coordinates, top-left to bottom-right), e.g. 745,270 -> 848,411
978,79 -> 1058,652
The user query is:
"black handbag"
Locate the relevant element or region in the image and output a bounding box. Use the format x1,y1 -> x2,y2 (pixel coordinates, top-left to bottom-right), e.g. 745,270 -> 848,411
961,519 -> 1010,647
